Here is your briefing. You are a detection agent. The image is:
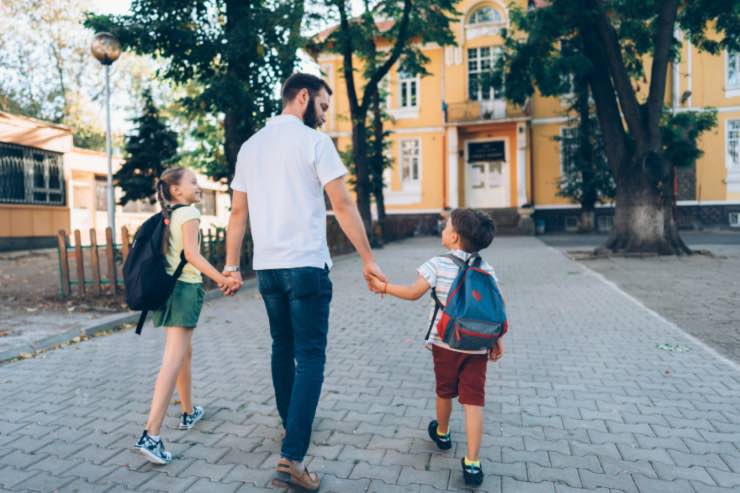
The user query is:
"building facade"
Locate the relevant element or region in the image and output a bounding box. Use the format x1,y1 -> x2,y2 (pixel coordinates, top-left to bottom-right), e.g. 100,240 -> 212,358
0,111 -> 230,251
316,0 -> 740,231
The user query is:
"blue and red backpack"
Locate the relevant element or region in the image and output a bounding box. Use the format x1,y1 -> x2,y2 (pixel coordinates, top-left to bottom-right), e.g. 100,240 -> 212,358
425,253 -> 508,351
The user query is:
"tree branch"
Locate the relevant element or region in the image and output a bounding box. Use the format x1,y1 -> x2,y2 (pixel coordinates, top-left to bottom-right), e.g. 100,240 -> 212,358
359,0 -> 412,115
335,0 -> 361,117
591,0 -> 646,151
646,0 -> 679,149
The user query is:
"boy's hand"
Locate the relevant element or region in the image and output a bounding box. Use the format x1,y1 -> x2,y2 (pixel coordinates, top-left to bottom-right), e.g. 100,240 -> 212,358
368,276 -> 386,294
489,339 -> 504,362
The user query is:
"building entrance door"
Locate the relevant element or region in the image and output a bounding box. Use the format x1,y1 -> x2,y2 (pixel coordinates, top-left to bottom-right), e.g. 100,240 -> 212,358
465,139 -> 508,208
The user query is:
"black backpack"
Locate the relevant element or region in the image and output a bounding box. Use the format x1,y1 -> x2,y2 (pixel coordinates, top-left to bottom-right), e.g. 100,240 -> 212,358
123,205 -> 188,335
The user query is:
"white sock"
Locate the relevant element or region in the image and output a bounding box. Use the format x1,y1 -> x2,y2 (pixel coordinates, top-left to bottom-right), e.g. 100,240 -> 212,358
149,434 -> 160,442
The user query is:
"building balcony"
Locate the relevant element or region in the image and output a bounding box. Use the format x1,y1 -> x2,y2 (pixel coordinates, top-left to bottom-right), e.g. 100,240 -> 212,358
445,100 -> 527,124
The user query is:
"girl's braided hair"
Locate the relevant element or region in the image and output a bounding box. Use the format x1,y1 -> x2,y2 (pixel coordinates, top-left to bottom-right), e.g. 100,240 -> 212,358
155,167 -> 188,253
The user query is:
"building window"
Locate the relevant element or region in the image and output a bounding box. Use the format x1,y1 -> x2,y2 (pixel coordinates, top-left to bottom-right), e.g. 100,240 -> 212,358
728,52 -> 740,91
0,142 -> 65,205
94,176 -> 109,211
398,69 -> 418,109
468,47 -> 502,101
468,6 -> 502,25
560,127 -> 579,175
197,189 -> 217,216
728,120 -> 740,173
400,139 -> 421,190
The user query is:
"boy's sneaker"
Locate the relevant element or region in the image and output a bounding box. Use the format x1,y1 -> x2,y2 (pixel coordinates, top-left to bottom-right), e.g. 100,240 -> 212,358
178,405 -> 204,430
461,457 -> 484,486
427,420 -> 452,450
133,431 -> 172,465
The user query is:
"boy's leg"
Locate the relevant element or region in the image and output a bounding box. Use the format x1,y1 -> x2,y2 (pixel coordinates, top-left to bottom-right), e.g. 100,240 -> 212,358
436,397 -> 453,435
175,342 -> 193,414
462,404 -> 484,461
257,270 -> 294,428
146,327 -> 194,436
458,353 -> 488,462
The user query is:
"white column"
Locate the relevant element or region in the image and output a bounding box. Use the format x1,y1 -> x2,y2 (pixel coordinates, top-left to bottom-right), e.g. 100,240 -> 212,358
516,123 -> 528,206
446,126 -> 459,208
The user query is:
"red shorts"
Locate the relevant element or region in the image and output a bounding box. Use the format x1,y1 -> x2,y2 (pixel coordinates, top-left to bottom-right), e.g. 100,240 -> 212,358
432,345 -> 488,406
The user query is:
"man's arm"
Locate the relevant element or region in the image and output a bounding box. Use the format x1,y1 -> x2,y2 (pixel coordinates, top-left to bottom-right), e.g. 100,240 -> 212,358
224,191 -> 249,288
324,177 -> 386,283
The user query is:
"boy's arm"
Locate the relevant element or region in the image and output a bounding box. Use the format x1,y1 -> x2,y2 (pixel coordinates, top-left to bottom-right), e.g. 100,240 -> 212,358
374,275 -> 431,301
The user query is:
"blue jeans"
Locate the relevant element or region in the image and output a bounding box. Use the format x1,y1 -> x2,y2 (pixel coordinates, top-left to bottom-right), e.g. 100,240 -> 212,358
256,266 -> 332,462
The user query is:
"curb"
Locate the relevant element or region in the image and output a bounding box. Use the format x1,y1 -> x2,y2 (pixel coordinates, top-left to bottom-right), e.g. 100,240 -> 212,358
0,278 -> 257,365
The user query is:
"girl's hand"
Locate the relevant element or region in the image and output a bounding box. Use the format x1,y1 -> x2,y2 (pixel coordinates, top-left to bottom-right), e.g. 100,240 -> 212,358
489,339 -> 504,362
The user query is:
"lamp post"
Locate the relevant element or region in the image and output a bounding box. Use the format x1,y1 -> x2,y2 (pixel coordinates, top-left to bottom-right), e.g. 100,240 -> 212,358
91,32 -> 121,243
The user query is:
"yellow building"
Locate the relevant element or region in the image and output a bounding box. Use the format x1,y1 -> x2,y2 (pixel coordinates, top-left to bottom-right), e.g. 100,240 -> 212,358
0,111 -> 231,251
315,0 -> 740,232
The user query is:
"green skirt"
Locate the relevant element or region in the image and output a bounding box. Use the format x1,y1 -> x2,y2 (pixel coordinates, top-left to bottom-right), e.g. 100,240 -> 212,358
151,281 -> 205,329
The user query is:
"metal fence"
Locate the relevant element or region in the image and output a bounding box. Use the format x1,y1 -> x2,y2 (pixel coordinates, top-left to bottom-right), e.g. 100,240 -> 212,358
0,142 -> 65,206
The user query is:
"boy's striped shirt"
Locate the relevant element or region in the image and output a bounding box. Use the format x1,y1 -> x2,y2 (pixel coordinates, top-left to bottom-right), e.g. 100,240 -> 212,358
417,250 -> 499,355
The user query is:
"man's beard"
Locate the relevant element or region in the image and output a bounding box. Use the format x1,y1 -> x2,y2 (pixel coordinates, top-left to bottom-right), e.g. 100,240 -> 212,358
303,94 -> 320,129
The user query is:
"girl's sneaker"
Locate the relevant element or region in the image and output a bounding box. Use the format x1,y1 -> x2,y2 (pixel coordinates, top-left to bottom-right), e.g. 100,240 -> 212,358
461,457 -> 484,486
178,405 -> 204,430
134,431 -> 172,465
427,420 -> 452,450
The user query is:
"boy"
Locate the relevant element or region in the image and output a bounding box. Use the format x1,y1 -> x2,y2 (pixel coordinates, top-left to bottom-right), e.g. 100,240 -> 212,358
369,208 -> 504,487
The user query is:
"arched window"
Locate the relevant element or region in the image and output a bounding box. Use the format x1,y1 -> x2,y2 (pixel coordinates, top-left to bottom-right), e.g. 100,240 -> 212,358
468,6 -> 502,25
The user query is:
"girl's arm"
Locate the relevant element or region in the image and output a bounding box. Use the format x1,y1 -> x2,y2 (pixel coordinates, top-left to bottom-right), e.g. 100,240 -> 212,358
182,220 -> 239,290
371,275 -> 431,301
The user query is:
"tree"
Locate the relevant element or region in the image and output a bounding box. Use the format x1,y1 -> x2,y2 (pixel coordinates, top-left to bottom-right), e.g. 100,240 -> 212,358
85,0 -> 305,180
496,0 -> 738,254
314,0 -> 458,236
115,90 -> 179,206
556,72 -> 615,232
0,0 -> 149,150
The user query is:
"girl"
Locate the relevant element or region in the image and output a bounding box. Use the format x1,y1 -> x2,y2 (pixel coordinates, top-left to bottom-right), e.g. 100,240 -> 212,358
134,167 -> 241,465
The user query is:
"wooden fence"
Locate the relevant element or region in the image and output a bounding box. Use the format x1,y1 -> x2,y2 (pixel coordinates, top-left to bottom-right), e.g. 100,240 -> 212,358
56,226 -> 229,298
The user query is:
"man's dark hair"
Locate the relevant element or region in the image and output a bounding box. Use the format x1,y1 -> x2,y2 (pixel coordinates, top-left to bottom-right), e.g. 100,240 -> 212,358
281,73 -> 332,106
450,208 -> 496,253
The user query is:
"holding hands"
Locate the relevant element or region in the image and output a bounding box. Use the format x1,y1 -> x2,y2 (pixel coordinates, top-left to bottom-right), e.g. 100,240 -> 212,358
220,271 -> 243,296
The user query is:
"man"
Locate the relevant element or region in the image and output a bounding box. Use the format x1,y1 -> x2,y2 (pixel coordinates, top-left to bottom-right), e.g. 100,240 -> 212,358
223,73 -> 385,492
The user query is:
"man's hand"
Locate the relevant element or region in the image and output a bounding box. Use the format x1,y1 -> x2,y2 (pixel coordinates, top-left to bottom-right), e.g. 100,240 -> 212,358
363,261 -> 386,293
368,276 -> 387,294
222,271 -> 244,296
489,339 -> 504,362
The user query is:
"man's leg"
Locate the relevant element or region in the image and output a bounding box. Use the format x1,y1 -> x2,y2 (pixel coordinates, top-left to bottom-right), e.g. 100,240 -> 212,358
462,404 -> 484,461
281,267 -> 332,462
257,270 -> 294,427
436,397 -> 453,435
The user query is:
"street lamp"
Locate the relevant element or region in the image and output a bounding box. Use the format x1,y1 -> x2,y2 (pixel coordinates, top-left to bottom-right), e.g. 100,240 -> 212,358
91,32 -> 121,243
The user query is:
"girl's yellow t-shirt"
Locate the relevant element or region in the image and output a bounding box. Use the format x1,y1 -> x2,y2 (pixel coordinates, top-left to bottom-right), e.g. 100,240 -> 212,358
165,205 -> 202,284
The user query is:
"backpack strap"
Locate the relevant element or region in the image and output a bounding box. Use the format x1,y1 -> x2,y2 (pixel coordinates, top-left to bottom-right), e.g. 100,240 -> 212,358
425,288 -> 443,342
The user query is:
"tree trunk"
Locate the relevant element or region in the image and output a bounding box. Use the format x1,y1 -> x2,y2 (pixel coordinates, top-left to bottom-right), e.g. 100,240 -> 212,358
370,91 -> 386,243
601,167 -> 691,255
352,119 -> 374,238
578,208 -> 595,233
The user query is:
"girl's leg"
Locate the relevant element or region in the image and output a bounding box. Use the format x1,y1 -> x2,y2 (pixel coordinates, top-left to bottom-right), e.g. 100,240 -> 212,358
462,404 -> 484,461
175,341 -> 193,414
145,327 -> 194,436
436,397 -> 453,435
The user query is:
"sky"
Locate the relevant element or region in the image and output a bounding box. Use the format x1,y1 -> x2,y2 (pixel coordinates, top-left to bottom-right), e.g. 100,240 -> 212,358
90,0 -> 131,15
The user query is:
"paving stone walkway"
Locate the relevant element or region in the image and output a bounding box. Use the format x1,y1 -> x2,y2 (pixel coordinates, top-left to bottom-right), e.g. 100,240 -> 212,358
1,236 -> 739,493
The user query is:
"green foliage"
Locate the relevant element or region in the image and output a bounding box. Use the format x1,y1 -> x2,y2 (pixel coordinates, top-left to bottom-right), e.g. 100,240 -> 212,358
661,109 -> 718,170
114,90 -> 179,205
72,126 -> 106,151
85,0 -> 304,180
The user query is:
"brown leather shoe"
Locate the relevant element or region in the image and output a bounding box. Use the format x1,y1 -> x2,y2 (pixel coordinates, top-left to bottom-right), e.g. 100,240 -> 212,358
272,458 -> 320,492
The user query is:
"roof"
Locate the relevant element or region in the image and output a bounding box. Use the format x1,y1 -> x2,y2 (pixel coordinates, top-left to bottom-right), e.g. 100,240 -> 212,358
0,111 -> 71,132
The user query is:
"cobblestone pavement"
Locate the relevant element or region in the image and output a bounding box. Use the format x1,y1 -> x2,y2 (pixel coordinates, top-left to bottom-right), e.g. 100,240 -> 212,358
1,236 -> 739,493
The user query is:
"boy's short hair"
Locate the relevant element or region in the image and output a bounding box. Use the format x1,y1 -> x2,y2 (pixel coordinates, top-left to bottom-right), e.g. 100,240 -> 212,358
450,208 -> 496,253
281,73 -> 333,106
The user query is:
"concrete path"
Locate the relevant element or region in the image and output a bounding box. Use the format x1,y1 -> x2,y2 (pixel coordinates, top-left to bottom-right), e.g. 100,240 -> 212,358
1,237 -> 739,493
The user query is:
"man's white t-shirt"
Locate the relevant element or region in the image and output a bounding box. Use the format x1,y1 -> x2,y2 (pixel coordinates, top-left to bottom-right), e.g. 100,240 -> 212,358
230,114 -> 347,270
